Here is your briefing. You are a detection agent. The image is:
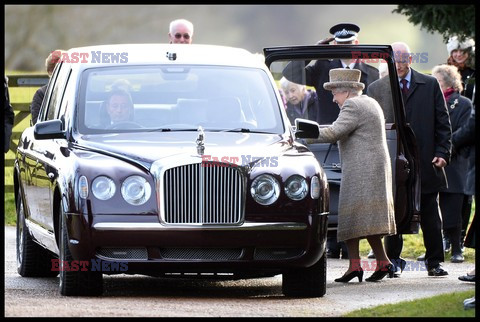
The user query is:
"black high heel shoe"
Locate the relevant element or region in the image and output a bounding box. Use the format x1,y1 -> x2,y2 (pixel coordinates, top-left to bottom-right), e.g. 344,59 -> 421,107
365,263 -> 395,282
334,268 -> 364,283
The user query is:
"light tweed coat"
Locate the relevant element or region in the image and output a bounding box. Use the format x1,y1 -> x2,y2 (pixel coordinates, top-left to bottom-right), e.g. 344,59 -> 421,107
316,95 -> 396,242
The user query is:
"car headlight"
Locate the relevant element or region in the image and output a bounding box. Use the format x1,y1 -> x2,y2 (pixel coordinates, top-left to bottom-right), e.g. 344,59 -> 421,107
121,175 -> 151,205
310,175 -> 320,199
92,176 -> 116,200
285,175 -> 308,200
250,174 -> 280,205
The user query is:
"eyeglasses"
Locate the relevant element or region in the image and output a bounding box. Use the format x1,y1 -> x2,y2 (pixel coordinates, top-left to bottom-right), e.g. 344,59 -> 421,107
174,33 -> 191,40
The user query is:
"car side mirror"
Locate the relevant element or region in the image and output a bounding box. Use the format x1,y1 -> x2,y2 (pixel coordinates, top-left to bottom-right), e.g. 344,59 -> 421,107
34,119 -> 66,140
295,118 -> 320,139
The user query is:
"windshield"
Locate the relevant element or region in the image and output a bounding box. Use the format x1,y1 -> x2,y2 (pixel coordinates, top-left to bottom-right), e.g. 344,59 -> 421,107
77,65 -> 285,134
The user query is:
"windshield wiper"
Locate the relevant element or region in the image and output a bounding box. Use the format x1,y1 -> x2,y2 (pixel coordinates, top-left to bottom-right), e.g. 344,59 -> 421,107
221,128 -> 252,133
220,128 -> 274,134
146,128 -> 200,133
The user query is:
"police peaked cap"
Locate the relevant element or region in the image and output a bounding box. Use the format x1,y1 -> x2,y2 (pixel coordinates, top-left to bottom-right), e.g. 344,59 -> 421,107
329,23 -> 360,43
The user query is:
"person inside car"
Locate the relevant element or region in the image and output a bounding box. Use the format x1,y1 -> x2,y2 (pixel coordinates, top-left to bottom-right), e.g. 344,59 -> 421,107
101,89 -> 135,126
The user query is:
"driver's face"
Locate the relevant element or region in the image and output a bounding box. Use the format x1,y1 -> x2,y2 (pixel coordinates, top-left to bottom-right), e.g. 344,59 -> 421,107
107,95 -> 132,123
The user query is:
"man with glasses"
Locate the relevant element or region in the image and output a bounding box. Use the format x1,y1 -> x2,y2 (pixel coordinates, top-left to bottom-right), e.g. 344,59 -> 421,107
168,19 -> 194,44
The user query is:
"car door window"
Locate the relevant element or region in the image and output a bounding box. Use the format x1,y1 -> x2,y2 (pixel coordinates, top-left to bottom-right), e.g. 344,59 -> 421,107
264,46 -> 420,234
44,63 -> 71,121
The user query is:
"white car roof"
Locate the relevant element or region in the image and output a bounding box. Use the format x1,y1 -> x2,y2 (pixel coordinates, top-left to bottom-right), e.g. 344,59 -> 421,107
66,44 -> 266,70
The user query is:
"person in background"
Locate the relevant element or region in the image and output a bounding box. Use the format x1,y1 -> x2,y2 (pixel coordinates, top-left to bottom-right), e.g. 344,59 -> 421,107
279,77 -> 320,125
4,76 -> 15,153
384,42 -> 451,278
452,102 -> 475,309
30,49 -> 65,125
446,36 -> 475,101
445,36 -> 475,253
282,22 -> 379,125
168,19 -> 194,44
308,68 -> 396,283
432,64 -> 472,263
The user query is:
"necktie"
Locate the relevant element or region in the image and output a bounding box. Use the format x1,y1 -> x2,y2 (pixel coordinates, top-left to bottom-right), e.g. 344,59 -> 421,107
400,78 -> 409,96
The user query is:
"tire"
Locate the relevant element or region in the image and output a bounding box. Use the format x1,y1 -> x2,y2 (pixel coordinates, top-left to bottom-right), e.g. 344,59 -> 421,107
16,190 -> 58,277
282,254 -> 327,297
59,203 -> 103,296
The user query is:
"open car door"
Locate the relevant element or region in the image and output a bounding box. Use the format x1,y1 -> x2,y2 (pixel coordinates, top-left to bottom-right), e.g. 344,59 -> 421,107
263,44 -> 420,235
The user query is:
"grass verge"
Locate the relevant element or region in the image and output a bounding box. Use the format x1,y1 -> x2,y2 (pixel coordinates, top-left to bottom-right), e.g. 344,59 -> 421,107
344,290 -> 475,317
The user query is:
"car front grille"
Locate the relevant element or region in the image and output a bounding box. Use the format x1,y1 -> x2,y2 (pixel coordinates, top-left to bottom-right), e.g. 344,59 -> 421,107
162,162 -> 244,224
159,248 -> 243,260
96,247 -> 148,260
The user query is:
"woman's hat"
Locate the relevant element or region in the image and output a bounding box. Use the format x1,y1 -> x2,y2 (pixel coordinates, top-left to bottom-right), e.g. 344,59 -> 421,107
447,36 -> 475,56
323,68 -> 365,91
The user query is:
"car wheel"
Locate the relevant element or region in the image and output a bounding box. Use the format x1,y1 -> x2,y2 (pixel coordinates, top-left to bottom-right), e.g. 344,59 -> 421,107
58,202 -> 103,296
282,254 -> 326,297
16,190 -> 58,277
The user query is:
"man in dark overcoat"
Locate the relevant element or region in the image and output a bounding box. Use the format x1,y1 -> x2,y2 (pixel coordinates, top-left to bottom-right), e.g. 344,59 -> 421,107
383,42 -> 452,277
283,23 -> 379,125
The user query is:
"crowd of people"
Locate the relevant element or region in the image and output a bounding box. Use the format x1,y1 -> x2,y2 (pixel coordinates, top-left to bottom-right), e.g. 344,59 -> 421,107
279,22 -> 475,308
4,17 -> 475,309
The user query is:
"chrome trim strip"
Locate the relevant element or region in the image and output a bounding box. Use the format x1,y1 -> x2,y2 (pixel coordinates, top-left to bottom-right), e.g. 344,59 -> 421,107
93,222 -> 307,231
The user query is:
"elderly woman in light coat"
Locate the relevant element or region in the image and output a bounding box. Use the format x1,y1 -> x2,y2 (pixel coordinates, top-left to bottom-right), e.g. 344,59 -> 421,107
310,68 -> 396,283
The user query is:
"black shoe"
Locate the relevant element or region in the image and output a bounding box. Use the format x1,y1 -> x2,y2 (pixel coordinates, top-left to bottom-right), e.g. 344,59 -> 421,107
389,258 -> 406,278
417,253 -> 425,261
365,263 -> 394,282
451,253 -> 464,263
458,274 -> 475,282
428,264 -> 449,276
464,297 -> 475,310
334,268 -> 364,283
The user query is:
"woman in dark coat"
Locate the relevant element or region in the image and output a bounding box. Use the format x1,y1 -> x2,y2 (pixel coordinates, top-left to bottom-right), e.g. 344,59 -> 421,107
432,64 -> 473,263
279,77 -> 320,125
446,36 -> 475,102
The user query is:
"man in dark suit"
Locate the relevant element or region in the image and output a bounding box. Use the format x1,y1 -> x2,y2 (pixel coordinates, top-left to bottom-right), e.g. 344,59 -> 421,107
380,42 -> 452,277
283,23 -> 379,125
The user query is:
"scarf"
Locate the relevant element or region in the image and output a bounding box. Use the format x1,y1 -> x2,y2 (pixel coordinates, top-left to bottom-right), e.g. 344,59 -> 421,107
443,87 -> 456,103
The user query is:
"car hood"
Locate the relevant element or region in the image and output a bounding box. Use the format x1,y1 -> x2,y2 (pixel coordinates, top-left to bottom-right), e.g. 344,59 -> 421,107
76,131 -> 294,169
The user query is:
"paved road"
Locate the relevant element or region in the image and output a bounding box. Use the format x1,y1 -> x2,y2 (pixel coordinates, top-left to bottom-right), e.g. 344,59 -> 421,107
4,226 -> 475,317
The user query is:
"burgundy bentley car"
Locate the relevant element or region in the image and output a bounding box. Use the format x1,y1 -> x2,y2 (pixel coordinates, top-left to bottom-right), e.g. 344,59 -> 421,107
14,43 -> 419,297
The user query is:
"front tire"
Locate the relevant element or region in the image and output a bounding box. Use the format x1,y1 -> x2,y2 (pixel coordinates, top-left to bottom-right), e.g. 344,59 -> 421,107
59,203 -> 103,296
16,190 -> 58,277
282,254 -> 327,297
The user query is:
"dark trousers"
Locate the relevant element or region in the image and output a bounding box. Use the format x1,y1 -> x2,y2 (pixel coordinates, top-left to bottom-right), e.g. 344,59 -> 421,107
385,192 -> 444,270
